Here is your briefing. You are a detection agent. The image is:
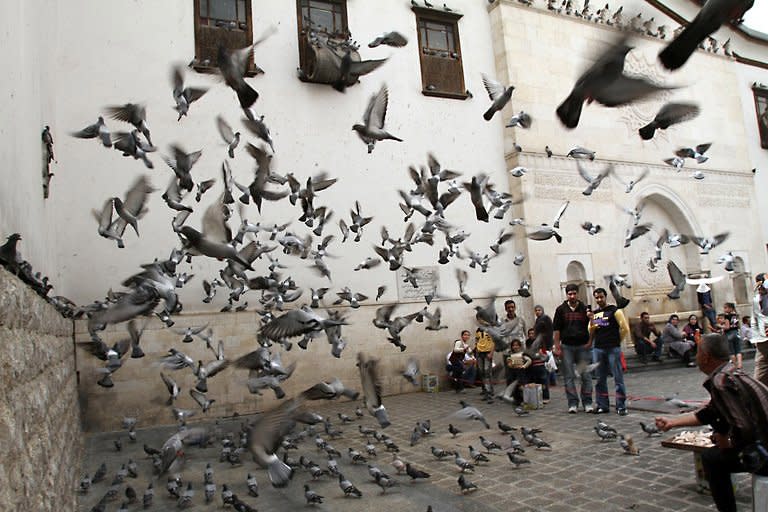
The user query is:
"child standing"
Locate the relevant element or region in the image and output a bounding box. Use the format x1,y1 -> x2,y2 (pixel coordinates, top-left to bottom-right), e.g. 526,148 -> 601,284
504,339 -> 531,406
723,302 -> 743,370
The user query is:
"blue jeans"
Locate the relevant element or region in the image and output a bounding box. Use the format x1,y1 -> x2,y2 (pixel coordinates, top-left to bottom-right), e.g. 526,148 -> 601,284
592,346 -> 626,411
561,344 -> 593,408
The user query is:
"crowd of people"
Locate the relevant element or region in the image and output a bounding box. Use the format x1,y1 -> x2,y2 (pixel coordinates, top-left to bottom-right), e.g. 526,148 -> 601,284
443,274 -> 768,511
445,275 -> 768,414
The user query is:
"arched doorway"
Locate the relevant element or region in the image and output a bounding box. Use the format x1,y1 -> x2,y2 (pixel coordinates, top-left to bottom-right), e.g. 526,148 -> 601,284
566,260 -> 589,305
628,187 -> 702,314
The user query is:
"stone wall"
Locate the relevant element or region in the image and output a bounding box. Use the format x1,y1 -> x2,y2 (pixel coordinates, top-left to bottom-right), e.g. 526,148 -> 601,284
74,298 -> 500,432
0,267 -> 81,512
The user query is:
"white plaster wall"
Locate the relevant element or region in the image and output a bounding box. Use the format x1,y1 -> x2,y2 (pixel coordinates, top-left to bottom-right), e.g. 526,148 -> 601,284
0,1 -> 60,277
45,0 -> 516,311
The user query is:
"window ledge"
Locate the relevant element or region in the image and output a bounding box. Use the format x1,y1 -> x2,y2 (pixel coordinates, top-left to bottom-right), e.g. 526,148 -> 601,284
192,64 -> 260,78
421,89 -> 470,100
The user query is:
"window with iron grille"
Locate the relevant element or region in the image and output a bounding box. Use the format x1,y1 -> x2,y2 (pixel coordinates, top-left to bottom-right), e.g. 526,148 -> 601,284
754,86 -> 768,150
193,0 -> 256,75
413,6 -> 467,99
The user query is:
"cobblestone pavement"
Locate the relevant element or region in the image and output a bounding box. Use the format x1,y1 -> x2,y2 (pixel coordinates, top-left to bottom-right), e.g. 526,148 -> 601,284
78,361 -> 756,511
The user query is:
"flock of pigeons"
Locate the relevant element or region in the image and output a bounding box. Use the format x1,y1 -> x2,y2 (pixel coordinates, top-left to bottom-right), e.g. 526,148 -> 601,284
2,0 -> 756,507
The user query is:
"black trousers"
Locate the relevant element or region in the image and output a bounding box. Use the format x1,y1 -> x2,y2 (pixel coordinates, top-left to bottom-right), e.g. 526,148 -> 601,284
701,446 -> 768,512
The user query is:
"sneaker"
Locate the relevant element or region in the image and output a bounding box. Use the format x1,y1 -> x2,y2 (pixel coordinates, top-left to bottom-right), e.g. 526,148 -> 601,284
594,407 -> 609,414
542,399 -> 550,404
686,362 -> 697,368
584,405 -> 594,414
568,406 -> 578,414
617,408 -> 628,416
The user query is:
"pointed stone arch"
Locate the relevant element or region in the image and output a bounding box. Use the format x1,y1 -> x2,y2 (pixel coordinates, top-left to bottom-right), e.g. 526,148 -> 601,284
627,184 -> 704,313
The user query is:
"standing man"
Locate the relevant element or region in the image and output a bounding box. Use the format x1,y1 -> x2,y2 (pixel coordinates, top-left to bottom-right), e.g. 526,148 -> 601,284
752,274 -> 768,386
475,327 -> 495,402
502,299 -> 526,350
633,312 -> 661,364
588,288 -> 630,415
553,283 -> 593,414
656,334 -> 768,512
697,283 -> 716,332
533,304 -> 557,387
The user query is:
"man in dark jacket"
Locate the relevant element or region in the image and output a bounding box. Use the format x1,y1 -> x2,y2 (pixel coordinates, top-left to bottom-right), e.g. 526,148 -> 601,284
553,283 -> 593,414
656,334 -> 768,512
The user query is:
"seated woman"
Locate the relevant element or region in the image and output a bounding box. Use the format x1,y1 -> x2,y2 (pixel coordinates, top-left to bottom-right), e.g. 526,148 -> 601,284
447,330 -> 476,392
662,314 -> 696,367
681,314 -> 702,349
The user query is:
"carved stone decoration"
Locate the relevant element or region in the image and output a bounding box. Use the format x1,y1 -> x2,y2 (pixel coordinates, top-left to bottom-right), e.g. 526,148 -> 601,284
297,33 -> 361,87
694,183 -> 751,209
617,51 -> 675,141
532,171 -> 611,202
396,266 -> 439,301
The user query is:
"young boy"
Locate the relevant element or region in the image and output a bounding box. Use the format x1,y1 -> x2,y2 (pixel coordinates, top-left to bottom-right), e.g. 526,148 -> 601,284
505,339 -> 531,405
723,303 -> 742,370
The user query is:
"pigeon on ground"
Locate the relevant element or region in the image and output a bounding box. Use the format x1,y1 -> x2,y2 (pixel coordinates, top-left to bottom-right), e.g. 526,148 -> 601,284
338,474 -> 363,497
639,421 -> 662,436
508,447 -> 532,464
405,463 -> 431,481
352,84 -> 402,153
458,474 -> 478,493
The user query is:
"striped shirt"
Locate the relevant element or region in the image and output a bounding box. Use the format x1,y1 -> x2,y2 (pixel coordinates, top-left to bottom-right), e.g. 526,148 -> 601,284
695,361 -> 768,449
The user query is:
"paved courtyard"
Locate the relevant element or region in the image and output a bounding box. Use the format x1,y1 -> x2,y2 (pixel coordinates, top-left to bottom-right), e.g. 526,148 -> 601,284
78,361 -> 756,511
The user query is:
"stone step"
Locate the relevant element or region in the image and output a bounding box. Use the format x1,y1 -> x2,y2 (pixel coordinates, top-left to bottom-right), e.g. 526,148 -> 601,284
624,347 -> 756,374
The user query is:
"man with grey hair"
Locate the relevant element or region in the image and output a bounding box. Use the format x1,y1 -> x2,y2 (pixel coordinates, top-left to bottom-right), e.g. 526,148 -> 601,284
656,334 -> 768,512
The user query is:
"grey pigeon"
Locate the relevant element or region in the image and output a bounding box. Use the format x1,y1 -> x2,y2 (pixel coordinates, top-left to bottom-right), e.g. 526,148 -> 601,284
676,142 -> 712,164
105,103 -> 152,146
557,35 -> 673,128
247,396 -> 305,487
368,31 -> 408,47
333,50 -> 388,93
72,116 -> 112,147
577,162 -> 612,195
171,65 -> 208,121
402,357 -> 420,385
666,261 -> 687,299
639,102 -> 700,140
216,116 -> 240,158
358,352 -> 391,428
482,74 -> 515,121
458,474 -> 478,493
659,0 -> 754,70
454,400 -> 490,429
688,231 -> 729,254
352,84 -> 402,153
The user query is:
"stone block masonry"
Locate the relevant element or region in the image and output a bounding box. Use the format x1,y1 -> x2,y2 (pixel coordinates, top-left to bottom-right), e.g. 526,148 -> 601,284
0,267 -> 82,512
